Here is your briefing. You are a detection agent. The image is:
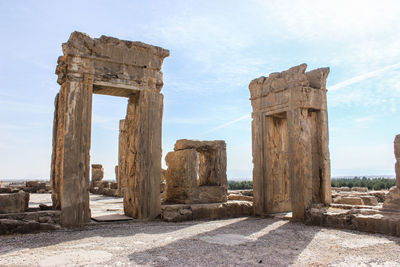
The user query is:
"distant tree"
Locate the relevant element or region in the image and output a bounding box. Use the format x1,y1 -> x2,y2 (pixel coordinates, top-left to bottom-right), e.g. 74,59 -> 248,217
331,177 -> 395,190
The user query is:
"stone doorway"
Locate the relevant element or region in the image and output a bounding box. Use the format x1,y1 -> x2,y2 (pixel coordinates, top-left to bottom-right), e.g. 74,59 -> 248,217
249,64 -> 332,221
50,32 -> 169,227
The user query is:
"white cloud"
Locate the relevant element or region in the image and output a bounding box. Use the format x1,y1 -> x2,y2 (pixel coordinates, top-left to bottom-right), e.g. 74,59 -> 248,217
255,0 -> 400,41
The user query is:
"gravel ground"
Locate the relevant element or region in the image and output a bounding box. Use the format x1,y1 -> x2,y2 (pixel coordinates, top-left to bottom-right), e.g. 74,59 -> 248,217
1,216 -> 400,266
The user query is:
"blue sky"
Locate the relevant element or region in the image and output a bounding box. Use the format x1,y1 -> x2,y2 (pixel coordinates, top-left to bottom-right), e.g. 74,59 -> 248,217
0,0 -> 399,180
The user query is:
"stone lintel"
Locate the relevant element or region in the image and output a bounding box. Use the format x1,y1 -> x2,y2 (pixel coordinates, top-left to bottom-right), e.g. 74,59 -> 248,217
174,139 -> 226,151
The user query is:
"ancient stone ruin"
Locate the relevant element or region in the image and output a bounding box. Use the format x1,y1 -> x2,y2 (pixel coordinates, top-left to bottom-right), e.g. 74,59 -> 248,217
50,31 -> 169,227
249,64 -> 331,221
164,139 -> 228,204
2,31 -> 400,239
383,135 -> 400,211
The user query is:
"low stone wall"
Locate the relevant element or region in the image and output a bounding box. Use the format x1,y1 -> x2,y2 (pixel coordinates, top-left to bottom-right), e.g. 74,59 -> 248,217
161,200 -> 253,222
306,205 -> 400,237
0,210 -> 61,235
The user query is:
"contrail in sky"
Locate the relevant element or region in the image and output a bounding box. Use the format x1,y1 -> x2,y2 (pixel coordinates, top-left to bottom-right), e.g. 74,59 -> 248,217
205,62 -> 400,134
204,114 -> 251,134
329,62 -> 400,91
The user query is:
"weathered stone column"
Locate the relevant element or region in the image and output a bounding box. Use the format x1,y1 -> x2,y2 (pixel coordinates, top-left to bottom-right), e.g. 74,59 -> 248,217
50,92 -> 61,210
288,108 -> 313,221
60,73 -> 93,227
117,119 -> 127,197
395,135 -> 400,188
252,112 -> 265,216
319,110 -> 332,204
123,90 -> 163,219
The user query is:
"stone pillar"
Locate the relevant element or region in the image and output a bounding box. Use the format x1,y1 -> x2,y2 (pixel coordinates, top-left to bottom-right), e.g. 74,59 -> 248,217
252,113 -> 266,216
123,90 -> 163,219
319,110 -> 332,204
288,108 -> 313,221
50,93 -> 61,210
117,119 -> 127,197
60,74 -> 93,227
51,68 -> 93,227
91,164 -> 104,188
395,135 -> 400,188
383,135 -> 400,211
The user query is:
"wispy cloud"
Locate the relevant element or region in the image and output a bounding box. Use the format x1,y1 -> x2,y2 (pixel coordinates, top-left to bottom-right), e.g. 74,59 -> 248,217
329,62 -> 400,91
204,114 -> 251,134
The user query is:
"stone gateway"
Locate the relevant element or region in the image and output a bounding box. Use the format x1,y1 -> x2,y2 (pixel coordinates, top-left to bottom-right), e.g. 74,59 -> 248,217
249,64 -> 332,221
50,32 -> 169,227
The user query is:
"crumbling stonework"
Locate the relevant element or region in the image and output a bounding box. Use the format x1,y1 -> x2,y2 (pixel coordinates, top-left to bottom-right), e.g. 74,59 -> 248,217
383,135 -> 400,211
165,139 -> 228,204
50,31 -> 168,227
249,64 -> 331,221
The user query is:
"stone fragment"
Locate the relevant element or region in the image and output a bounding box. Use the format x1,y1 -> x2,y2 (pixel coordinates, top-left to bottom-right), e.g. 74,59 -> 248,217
161,201 -> 252,222
334,196 -> 364,205
352,187 -> 368,192
228,194 -> 253,201
360,196 -> 379,206
0,191 -> 29,214
164,139 -> 227,204
91,164 -> 104,184
383,187 -> 400,211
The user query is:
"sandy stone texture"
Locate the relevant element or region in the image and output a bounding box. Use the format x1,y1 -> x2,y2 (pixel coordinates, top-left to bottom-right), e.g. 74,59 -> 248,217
1,217 -> 400,266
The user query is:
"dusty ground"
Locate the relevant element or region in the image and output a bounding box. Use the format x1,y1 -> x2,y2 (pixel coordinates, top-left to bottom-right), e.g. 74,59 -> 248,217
0,194 -> 399,266
29,193 -> 124,217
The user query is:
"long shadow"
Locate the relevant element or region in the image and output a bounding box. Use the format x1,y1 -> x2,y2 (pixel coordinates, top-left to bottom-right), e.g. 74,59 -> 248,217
127,217 -> 320,266
0,218 -> 199,255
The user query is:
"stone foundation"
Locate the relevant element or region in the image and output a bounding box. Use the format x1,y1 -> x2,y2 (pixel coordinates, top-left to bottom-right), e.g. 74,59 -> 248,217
306,205 -> 400,237
161,201 -> 253,222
